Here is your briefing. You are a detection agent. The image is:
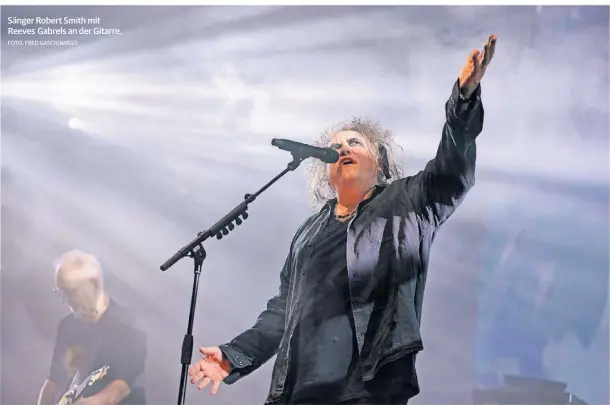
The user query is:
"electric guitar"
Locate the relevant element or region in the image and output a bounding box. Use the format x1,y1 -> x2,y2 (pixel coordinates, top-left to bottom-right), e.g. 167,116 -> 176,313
57,365 -> 110,405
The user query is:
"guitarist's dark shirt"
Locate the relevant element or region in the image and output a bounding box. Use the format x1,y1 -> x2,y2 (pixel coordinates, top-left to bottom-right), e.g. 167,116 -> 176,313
48,299 -> 146,405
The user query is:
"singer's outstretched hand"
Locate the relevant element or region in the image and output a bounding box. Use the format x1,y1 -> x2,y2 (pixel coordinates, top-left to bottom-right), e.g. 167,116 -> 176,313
458,34 -> 497,98
189,346 -> 231,395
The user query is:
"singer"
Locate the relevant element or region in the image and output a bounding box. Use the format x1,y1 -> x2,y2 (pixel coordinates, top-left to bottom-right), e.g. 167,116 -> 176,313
189,35 -> 497,405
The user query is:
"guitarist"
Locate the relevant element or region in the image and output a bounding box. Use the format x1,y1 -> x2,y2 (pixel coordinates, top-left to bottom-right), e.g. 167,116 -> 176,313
36,250 -> 147,405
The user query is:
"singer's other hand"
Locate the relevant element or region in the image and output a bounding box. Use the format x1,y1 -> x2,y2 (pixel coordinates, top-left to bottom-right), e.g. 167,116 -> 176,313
188,346 -> 231,395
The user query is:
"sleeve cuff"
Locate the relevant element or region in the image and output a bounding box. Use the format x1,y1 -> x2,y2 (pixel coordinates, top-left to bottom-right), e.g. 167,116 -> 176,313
218,343 -> 253,385
448,78 -> 482,120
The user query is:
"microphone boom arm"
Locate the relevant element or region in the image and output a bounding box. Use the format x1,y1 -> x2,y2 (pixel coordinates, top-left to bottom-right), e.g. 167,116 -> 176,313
159,154 -> 305,271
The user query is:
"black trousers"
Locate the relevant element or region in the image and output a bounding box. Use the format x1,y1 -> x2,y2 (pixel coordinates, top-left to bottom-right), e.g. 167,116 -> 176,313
340,399 -> 408,405
285,355 -> 417,405
287,400 -> 407,405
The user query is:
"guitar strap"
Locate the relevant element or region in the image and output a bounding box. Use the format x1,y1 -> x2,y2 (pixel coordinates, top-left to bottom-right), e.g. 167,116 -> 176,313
67,369 -> 81,394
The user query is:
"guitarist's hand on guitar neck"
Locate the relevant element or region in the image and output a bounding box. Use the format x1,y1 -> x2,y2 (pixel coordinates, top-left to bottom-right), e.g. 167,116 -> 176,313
188,347 -> 231,395
56,366 -> 109,405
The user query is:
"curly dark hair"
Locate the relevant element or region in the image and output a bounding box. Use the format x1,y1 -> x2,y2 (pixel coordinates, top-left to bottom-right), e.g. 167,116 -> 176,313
307,117 -> 404,210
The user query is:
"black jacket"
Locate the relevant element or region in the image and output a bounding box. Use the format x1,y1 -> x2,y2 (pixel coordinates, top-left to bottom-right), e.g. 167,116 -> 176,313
219,79 -> 484,404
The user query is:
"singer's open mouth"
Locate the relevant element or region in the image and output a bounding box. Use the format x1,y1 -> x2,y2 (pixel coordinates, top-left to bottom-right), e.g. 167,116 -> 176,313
340,158 -> 355,165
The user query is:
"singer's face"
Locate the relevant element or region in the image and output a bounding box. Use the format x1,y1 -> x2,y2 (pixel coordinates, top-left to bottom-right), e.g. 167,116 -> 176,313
328,130 -> 378,191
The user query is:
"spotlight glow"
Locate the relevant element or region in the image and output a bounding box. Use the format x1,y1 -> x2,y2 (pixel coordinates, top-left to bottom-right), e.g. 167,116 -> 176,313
68,117 -> 83,130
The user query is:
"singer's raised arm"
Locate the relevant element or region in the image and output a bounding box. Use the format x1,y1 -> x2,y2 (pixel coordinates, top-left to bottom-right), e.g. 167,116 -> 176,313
401,79 -> 483,227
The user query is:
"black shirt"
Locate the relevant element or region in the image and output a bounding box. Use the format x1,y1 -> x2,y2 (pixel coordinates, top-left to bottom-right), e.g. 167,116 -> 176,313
288,215 -> 370,403
49,299 -> 146,405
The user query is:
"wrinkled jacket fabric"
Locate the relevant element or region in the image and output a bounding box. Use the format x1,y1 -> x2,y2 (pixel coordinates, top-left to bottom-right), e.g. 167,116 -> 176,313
219,79 -> 484,404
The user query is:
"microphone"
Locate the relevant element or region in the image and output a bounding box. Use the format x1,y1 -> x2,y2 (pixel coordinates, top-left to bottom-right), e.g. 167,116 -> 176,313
271,138 -> 339,164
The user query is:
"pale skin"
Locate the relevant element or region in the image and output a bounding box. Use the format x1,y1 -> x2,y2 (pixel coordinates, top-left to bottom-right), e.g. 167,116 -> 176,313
328,130 -> 380,217
188,34 -> 497,396
37,251 -> 131,405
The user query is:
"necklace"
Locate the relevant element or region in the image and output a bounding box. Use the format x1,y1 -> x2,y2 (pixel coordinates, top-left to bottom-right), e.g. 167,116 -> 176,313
335,209 -> 356,221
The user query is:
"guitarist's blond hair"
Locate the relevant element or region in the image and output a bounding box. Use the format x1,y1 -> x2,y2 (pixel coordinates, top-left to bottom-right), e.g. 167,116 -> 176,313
54,249 -> 104,289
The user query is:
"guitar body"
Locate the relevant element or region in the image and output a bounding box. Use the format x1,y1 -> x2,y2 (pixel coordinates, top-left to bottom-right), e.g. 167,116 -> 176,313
56,366 -> 109,405
57,390 -> 76,405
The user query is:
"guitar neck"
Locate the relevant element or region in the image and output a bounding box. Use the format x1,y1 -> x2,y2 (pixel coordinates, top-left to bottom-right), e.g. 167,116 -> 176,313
72,378 -> 90,398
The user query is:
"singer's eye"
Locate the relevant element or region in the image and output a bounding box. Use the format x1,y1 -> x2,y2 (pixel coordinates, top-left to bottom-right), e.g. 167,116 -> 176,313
330,143 -> 342,150
348,138 -> 362,146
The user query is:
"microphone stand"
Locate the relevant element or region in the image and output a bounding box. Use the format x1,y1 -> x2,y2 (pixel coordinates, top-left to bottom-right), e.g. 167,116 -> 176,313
160,153 -> 308,405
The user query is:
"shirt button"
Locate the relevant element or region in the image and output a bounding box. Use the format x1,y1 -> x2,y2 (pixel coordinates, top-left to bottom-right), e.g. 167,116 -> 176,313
238,361 -> 244,366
